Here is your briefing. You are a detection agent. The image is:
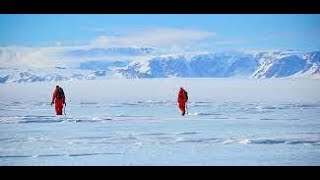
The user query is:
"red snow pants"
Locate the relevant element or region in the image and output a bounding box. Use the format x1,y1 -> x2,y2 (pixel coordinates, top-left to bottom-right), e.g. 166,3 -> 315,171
55,99 -> 64,115
178,100 -> 186,113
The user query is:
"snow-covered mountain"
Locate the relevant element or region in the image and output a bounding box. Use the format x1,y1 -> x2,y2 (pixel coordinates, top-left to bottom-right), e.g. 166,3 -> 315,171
251,51 -> 320,78
0,48 -> 319,83
120,50 -> 320,79
0,69 -> 106,83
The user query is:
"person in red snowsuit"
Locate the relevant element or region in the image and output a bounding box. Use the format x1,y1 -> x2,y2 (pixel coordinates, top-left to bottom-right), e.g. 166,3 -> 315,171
177,87 -> 188,116
51,85 -> 66,115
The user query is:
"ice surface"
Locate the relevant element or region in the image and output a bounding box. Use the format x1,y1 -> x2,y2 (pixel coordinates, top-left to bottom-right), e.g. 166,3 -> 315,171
0,79 -> 319,165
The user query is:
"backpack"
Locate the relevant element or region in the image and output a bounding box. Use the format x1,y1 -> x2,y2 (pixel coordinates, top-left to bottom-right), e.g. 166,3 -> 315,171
184,91 -> 188,101
56,88 -> 65,99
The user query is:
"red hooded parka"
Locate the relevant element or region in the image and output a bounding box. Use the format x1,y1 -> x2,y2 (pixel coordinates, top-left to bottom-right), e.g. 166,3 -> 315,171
177,88 -> 188,114
52,87 -> 65,115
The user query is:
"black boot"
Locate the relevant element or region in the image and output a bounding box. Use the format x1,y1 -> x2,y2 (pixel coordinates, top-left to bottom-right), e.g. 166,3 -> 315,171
182,112 -> 185,116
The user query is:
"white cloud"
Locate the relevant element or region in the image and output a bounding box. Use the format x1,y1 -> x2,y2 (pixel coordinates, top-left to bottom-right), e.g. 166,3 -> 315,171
90,36 -> 113,47
55,41 -> 62,46
0,44 -> 155,69
0,46 -> 71,69
0,28 -> 217,69
90,27 -> 216,48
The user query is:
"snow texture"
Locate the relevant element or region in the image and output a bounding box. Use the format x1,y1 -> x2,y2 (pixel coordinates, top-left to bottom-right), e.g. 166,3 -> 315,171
0,79 -> 320,165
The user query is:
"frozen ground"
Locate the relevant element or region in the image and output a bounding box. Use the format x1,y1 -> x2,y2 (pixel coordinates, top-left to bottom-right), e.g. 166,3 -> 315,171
0,78 -> 320,165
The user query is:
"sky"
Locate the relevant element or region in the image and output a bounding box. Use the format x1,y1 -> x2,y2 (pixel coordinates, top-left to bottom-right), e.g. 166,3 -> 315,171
0,14 -> 320,51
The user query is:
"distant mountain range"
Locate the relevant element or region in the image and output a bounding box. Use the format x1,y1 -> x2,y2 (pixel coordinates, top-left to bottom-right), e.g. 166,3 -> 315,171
119,50 -> 320,79
0,47 -> 319,83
